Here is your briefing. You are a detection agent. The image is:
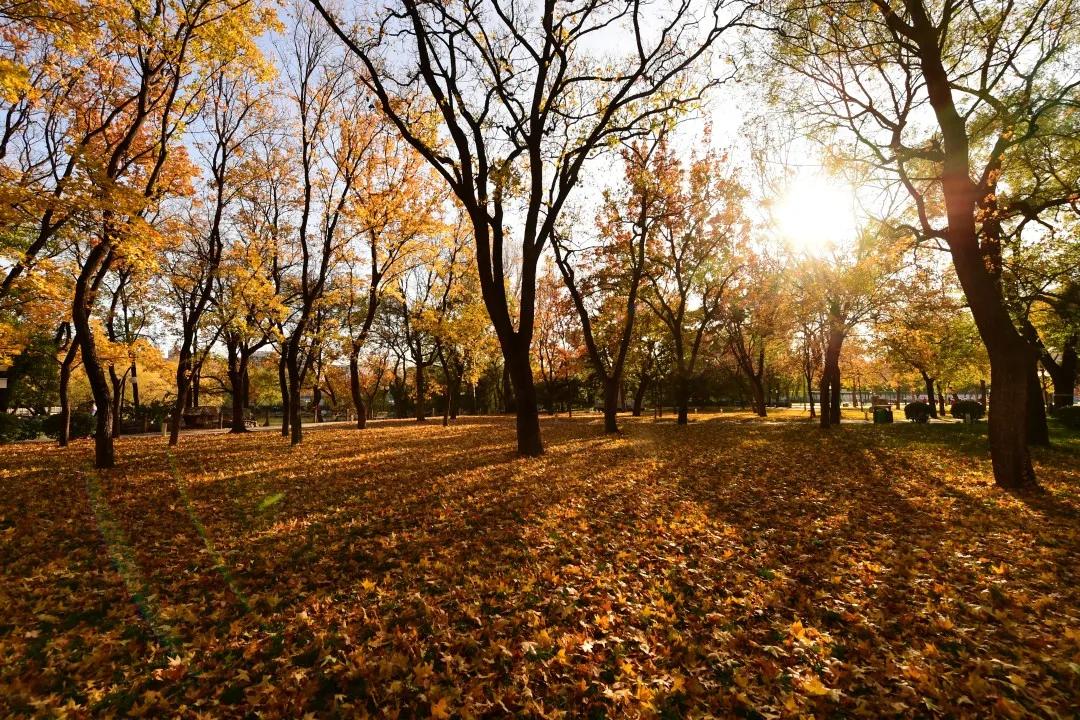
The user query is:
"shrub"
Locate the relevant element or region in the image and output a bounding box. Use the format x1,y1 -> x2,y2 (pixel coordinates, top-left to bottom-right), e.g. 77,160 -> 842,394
950,399 -> 985,421
0,414 -> 42,443
42,411 -> 95,440
904,401 -> 932,423
1051,405 -> 1080,430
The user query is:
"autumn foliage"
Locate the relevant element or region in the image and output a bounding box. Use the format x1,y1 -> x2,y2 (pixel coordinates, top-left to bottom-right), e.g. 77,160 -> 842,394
2,415 -> 1077,718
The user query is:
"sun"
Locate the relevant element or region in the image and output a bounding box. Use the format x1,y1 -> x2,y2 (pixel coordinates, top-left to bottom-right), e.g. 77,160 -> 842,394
773,172 -> 858,256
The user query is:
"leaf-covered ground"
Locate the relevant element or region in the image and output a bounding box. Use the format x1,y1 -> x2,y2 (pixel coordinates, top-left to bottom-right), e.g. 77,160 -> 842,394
2,412 -> 1078,719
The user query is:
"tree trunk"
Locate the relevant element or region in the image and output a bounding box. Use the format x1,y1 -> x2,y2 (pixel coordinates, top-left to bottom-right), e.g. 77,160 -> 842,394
227,345 -> 249,433
602,377 -> 619,434
937,381 -> 946,416
748,373 -> 767,418
130,361 -> 139,409
109,367 -> 124,438
169,346 -> 193,447
287,351 -> 302,445
313,385 -> 322,423
73,246 -> 114,469
674,372 -> 689,425
805,369 -> 815,419
349,352 -> 367,429
1043,340 -> 1077,409
449,378 -> 460,419
984,342 -> 1037,487
442,385 -> 451,427
1027,365 -> 1050,447
506,342 -> 542,455
415,361 -> 426,421
279,351 -> 290,438
501,363 -> 515,414
820,328 -> 843,428
57,341 -> 78,447
921,371 -> 938,418
632,375 -> 649,417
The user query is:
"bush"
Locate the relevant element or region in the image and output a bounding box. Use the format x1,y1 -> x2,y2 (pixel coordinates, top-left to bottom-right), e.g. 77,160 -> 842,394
42,411 -> 95,440
950,399 -> 985,421
0,414 -> 42,443
1051,405 -> 1080,430
904,401 -> 932,423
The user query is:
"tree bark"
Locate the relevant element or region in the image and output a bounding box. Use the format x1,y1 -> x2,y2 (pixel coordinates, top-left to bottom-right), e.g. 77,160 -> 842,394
632,375 -> 649,417
506,341 -> 542,455
902,7 -> 1037,488
349,352 -> 367,429
57,341 -> 78,447
819,328 -> 843,428
1027,365 -> 1050,447
169,347 -> 193,446
109,367 -> 124,438
921,371 -> 938,418
674,372 -> 690,425
501,363 -> 515,414
227,343 -> 250,433
1041,338 -> 1077,409
602,377 -> 619,434
73,242 -> 114,469
278,350 -> 290,438
287,351 -> 302,445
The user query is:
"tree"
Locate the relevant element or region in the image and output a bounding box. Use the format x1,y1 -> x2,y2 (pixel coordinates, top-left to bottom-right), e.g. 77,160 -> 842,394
643,146 -> 746,425
533,264 -> 581,415
552,132 -> 677,433
309,0 -> 752,455
724,246 -> 788,417
341,128 -> 444,429
880,264 -> 987,419
793,233 -> 897,427
164,64 -> 271,443
279,4 -> 376,444
769,0 -> 1080,487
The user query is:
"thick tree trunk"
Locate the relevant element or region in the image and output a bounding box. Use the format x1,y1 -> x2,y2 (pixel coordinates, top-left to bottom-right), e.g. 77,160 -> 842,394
820,329 -> 843,428
73,247 -> 114,469
632,376 -> 649,417
130,362 -> 139,409
984,342 -> 1037,487
349,353 -> 367,429
1027,365 -> 1050,447
1043,340 -> 1077,409
442,385 -> 451,427
229,369 -> 246,433
937,381 -> 946,416
674,372 -> 689,426
449,379 -> 460,419
227,346 -> 249,433
169,347 -> 192,446
748,373 -> 767,418
278,351 -> 290,438
829,366 -> 841,425
921,371 -> 938,418
287,352 -> 302,445
57,341 -> 78,447
506,343 -> 542,455
602,377 -> 619,434
502,363 -> 515,414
